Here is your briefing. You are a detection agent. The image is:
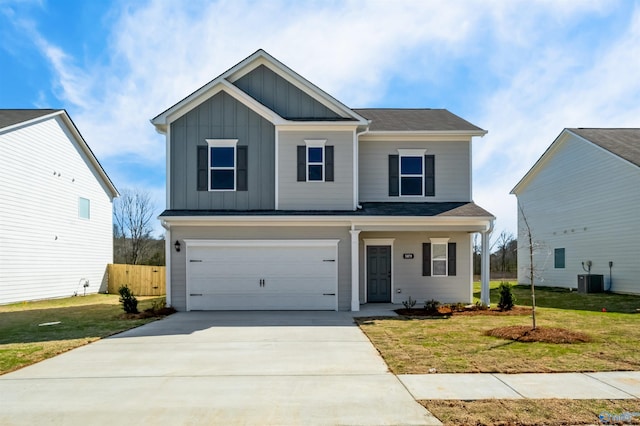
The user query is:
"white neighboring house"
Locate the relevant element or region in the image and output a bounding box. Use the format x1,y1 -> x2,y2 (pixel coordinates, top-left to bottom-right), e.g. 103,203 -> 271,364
511,128 -> 640,295
0,109 -> 119,304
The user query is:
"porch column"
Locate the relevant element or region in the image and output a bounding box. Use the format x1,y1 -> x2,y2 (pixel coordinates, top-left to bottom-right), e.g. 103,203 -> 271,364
350,229 -> 361,311
481,229 -> 491,306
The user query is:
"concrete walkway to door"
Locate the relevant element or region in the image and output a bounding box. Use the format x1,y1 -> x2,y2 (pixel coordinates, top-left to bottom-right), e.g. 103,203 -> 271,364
0,311 -> 440,426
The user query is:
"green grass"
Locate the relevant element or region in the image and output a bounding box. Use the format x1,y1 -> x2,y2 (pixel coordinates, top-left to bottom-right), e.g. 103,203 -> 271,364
0,294 -> 164,375
474,280 -> 640,313
357,285 -> 640,374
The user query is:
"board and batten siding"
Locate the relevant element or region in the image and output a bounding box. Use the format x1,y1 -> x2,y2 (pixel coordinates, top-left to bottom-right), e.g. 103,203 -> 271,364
170,226 -> 352,311
170,91 -> 275,210
0,116 -> 114,304
358,139 -> 471,202
233,65 -> 341,120
359,231 -> 472,304
278,130 -> 354,210
515,133 -> 640,294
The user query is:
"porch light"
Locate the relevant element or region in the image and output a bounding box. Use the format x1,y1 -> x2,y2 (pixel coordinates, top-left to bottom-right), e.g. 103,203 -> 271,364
174,240 -> 181,252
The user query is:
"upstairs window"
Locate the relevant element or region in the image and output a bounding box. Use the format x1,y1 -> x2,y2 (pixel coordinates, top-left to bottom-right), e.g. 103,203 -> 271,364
400,155 -> 423,196
197,139 -> 248,192
78,197 -> 90,219
307,146 -> 324,181
210,145 -> 236,191
297,140 -> 334,182
389,150 -> 435,197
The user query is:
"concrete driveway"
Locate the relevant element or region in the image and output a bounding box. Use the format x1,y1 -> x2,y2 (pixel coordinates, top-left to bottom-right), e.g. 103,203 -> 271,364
0,311 -> 440,425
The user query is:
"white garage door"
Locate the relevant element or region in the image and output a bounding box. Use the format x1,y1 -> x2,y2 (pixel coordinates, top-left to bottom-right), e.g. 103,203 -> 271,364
185,240 -> 339,311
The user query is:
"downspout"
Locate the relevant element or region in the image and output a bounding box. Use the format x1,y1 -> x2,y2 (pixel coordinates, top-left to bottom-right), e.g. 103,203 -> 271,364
480,219 -> 495,306
354,122 -> 371,210
161,220 -> 172,308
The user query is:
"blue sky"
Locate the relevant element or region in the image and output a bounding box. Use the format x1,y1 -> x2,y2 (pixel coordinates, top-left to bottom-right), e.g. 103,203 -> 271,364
2,0 -> 639,239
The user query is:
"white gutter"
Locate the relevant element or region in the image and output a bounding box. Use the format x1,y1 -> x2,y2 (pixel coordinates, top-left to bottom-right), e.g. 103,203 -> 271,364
354,123 -> 371,210
160,220 -> 172,308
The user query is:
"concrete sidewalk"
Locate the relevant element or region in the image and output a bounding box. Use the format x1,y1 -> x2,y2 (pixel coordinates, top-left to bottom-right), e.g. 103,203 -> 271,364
399,372 -> 640,400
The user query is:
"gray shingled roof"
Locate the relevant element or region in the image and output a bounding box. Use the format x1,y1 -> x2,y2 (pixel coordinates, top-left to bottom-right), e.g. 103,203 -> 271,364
0,109 -> 61,130
353,108 -> 485,132
568,128 -> 640,167
160,202 -> 494,218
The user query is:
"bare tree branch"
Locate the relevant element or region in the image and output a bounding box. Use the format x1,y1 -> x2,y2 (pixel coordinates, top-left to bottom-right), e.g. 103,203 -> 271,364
113,188 -> 155,265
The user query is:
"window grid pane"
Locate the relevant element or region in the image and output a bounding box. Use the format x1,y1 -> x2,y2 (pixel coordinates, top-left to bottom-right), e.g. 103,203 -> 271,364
210,147 -> 235,167
308,147 -> 323,163
210,170 -> 235,189
308,164 -> 323,181
401,156 -> 423,174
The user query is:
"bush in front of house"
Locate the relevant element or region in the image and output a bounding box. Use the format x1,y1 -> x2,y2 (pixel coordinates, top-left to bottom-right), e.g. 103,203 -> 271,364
424,299 -> 440,314
497,282 -> 516,311
118,285 -> 139,314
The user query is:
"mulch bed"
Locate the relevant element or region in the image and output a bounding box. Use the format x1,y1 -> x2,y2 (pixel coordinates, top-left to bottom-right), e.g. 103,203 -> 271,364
120,306 -> 177,320
485,325 -> 592,344
395,305 -> 532,317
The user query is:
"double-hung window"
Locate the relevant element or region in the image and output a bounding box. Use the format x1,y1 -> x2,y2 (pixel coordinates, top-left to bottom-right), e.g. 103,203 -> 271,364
422,238 -> 456,277
307,145 -> 324,181
196,139 -> 247,192
389,149 -> 434,197
400,155 -> 424,196
297,140 -> 334,182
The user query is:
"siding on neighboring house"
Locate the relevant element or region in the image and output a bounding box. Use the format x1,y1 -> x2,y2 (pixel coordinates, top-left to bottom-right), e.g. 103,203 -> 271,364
0,116 -> 113,303
358,139 -> 471,202
515,133 -> 640,294
170,91 -> 275,210
169,225 -> 352,311
358,231 -> 472,304
233,65 -> 341,120
278,130 -> 354,210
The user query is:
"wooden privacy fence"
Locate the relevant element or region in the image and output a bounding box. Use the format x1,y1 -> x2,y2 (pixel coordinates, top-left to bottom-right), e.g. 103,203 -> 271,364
107,264 -> 166,296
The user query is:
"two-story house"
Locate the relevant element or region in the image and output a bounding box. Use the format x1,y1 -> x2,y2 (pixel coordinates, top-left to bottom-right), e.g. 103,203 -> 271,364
152,50 -> 495,311
1,109 -> 118,304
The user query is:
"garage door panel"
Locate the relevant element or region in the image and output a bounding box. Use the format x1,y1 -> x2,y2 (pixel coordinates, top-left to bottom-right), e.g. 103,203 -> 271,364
186,241 -> 338,311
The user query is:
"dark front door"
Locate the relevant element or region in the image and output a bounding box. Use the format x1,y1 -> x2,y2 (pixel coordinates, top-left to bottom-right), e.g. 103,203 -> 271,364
367,246 -> 391,303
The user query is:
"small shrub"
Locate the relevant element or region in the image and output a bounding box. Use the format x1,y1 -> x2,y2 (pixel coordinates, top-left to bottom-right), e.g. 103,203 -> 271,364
424,299 -> 440,313
118,285 -> 139,314
475,300 -> 489,311
150,298 -> 166,312
497,282 -> 516,311
402,296 -> 417,310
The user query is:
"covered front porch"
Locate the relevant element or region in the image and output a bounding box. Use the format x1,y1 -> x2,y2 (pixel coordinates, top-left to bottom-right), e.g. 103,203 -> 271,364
347,203 -> 494,311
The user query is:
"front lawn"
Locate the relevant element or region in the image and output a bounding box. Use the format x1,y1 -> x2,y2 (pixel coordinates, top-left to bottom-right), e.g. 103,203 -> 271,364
357,284 -> 640,374
0,294 -> 165,375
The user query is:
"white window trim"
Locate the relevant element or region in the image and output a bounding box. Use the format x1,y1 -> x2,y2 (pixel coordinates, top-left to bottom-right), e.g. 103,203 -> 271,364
206,139 -> 238,192
430,237 -> 449,277
397,149 -> 425,197
305,139 -> 327,182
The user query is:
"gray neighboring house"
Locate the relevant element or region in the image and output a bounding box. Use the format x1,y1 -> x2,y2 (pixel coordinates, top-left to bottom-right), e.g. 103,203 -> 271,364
511,128 -> 640,295
152,49 -> 495,311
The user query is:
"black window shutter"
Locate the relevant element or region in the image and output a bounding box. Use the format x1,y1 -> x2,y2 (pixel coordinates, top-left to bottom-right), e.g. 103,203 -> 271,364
297,145 -> 306,182
425,155 -> 435,196
389,155 -> 399,196
236,146 -> 248,191
422,243 -> 431,276
325,146 -> 334,182
197,145 -> 208,191
448,242 -> 457,276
